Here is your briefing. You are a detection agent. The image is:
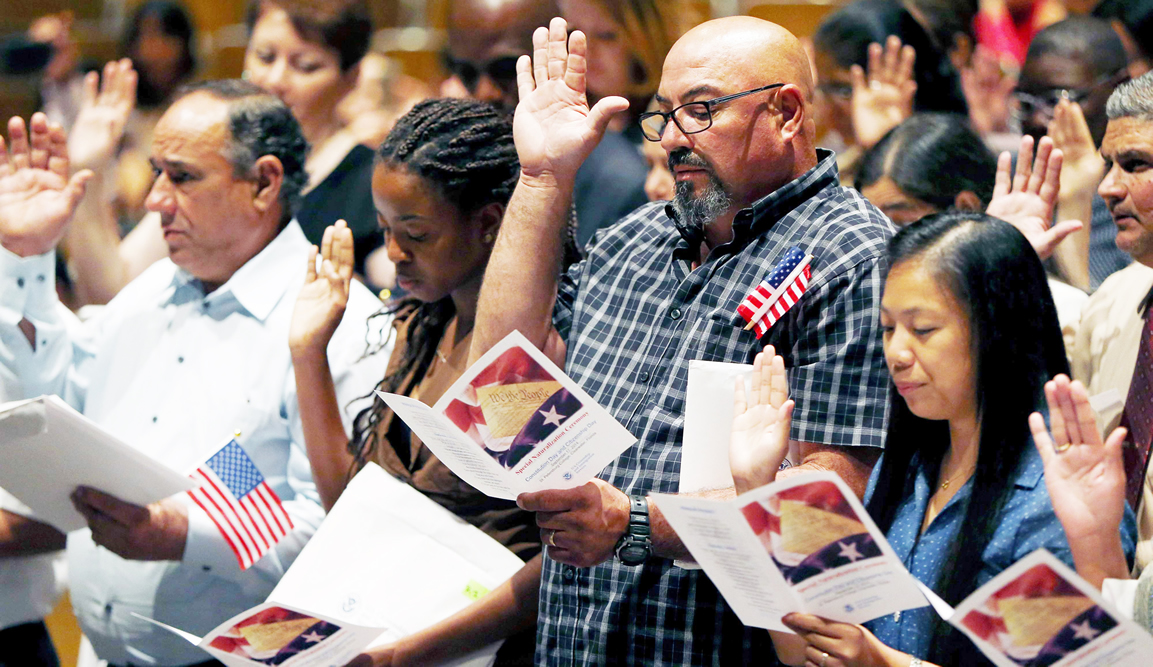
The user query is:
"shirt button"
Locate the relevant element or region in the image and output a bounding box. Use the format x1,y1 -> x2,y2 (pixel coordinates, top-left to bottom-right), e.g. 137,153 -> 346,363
16,277 -> 24,288
638,371 -> 650,383
669,307 -> 682,320
104,603 -> 113,616
152,416 -> 158,423
562,566 -> 576,582
177,356 -> 184,363
36,274 -> 45,282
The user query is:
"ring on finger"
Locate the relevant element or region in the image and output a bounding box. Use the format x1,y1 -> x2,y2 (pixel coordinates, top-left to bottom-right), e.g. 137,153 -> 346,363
869,80 -> 882,90
820,651 -> 829,667
546,530 -> 557,547
1055,441 -> 1073,453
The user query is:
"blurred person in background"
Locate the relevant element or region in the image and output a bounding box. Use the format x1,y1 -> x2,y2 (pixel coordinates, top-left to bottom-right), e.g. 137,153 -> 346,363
1015,15 -> 1131,291
1093,0 -> 1153,80
27,11 -> 88,131
442,0 -> 648,249
854,113 -> 1087,356
811,0 -> 969,182
975,0 -> 1066,68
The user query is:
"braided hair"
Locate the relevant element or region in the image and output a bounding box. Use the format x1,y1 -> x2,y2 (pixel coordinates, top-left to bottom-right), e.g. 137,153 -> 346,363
349,98 -> 520,472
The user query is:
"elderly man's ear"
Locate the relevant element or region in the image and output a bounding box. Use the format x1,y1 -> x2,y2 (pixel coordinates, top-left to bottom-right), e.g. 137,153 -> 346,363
250,155 -> 285,216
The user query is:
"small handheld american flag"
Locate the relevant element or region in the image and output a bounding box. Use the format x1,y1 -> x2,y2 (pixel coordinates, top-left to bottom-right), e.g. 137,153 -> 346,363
737,246 -> 813,339
188,439 -> 293,570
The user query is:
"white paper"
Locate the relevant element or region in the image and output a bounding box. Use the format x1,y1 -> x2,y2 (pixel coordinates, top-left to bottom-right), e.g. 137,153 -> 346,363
0,395 -> 196,532
652,471 -> 927,632
378,330 -> 636,499
949,549 -> 1153,667
143,464 -> 525,666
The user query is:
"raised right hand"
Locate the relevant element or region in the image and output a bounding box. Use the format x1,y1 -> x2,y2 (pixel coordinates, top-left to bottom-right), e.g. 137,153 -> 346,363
985,134 -> 1082,260
729,347 -> 794,494
68,59 -> 137,172
849,36 -> 916,149
512,17 -> 629,185
289,220 -> 355,357
0,114 -> 92,257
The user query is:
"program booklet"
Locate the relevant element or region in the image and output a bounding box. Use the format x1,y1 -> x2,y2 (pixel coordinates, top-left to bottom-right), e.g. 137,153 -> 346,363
939,549 -> 1153,667
140,463 -> 526,667
376,330 -> 636,500
651,471 -> 928,632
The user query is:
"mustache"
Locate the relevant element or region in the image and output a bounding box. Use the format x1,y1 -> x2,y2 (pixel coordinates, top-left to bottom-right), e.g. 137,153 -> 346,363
667,148 -> 713,173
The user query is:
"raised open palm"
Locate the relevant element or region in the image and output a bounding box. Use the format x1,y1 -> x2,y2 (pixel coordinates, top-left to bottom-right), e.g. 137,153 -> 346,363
512,17 -> 630,183
986,135 -> 1081,260
850,36 -> 916,149
730,347 -> 794,494
289,220 -> 355,357
0,114 -> 91,257
68,58 -> 137,171
1030,375 -> 1127,546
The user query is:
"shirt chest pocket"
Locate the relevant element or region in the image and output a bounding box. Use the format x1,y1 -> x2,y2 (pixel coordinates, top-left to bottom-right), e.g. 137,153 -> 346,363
678,306 -> 759,364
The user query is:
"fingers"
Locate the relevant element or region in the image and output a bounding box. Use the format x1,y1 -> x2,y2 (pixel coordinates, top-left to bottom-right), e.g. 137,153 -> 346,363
565,30 -> 588,94
769,351 -> 788,409
754,348 -> 769,407
517,55 -> 535,100
27,113 -> 52,171
1053,374 -> 1085,445
546,17 -> 568,81
866,41 -> 883,83
64,170 -> 93,214
1029,411 -> 1055,463
587,96 -> 631,136
1027,137 -> 1054,195
81,70 -> 99,109
1105,426 -> 1128,461
1045,377 -> 1071,448
734,373 -> 748,416
334,220 -> 355,281
73,487 -> 149,525
305,245 -> 319,282
896,42 -> 915,86
1013,135 -> 1035,193
7,116 -> 30,171
1068,379 -> 1103,447
47,120 -> 71,179
0,134 -> 9,178
532,27 -> 549,88
518,485 -> 585,513
849,64 -> 866,93
1037,146 -> 1063,210
993,151 -> 1012,199
1033,220 -> 1082,260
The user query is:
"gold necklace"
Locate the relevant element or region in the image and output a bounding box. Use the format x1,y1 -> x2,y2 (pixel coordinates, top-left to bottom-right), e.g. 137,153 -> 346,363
939,465 -> 975,491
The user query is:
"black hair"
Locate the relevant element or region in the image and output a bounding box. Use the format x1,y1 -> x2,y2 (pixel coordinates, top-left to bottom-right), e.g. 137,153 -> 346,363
123,0 -> 197,108
855,113 -> 996,211
813,0 -> 968,115
1094,0 -> 1153,62
245,0 -> 372,72
348,98 -> 521,472
865,211 -> 1069,666
173,79 -> 309,226
906,0 -> 978,55
1024,15 -> 1129,81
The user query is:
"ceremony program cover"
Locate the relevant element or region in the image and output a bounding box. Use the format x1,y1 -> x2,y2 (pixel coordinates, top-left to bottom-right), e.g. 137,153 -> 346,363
652,471 -> 927,632
377,330 -> 636,500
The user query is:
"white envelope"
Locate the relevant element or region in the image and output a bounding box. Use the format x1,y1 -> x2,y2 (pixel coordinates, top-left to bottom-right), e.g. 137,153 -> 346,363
0,395 -> 196,531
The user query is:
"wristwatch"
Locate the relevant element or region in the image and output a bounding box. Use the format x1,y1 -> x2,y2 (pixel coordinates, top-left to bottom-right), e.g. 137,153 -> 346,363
614,495 -> 652,565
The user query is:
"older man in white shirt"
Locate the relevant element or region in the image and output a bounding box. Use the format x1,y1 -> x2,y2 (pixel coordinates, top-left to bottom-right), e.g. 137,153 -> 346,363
0,80 -> 387,667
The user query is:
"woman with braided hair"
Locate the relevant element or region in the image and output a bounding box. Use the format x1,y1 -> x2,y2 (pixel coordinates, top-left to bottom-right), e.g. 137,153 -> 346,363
289,97 -> 542,666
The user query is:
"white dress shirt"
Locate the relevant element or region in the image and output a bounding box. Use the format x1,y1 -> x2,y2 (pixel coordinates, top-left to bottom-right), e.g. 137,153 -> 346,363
0,221 -> 390,666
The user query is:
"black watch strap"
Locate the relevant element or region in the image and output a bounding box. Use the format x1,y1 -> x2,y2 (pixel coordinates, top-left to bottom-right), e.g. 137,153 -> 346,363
614,495 -> 652,565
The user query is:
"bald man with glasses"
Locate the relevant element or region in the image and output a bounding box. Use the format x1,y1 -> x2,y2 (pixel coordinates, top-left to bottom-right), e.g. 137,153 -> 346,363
467,15 -> 896,665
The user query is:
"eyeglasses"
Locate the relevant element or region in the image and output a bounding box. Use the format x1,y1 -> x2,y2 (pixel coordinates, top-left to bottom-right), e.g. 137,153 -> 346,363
442,53 -> 520,94
638,83 -> 785,142
1011,70 -> 1126,121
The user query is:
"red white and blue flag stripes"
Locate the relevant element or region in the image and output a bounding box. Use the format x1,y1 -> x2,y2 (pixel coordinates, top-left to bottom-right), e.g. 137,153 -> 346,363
188,439 -> 293,570
737,246 -> 813,339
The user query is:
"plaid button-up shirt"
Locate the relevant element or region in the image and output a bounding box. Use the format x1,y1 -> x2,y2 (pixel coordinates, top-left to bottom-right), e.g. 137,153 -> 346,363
538,150 -> 895,665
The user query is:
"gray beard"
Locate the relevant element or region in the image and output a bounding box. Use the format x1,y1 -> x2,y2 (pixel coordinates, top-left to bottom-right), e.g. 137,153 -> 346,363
671,173 -> 732,233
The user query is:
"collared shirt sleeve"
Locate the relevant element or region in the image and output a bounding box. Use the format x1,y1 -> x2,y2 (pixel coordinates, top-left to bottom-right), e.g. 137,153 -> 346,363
787,255 -> 890,449
0,246 -> 90,406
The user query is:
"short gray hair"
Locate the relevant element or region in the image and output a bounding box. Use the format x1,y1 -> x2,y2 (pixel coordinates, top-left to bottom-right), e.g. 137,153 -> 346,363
171,79 -> 310,226
1107,71 -> 1153,122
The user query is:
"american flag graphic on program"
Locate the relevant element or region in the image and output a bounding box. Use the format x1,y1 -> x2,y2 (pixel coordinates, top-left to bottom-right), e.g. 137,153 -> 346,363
737,246 -> 812,339
188,439 -> 293,570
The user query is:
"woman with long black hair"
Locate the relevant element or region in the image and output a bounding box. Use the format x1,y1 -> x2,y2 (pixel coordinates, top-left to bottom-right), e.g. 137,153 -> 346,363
732,211 -> 1137,666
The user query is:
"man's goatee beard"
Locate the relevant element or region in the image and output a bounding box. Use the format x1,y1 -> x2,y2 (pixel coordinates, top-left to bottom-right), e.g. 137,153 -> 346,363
671,175 -> 732,233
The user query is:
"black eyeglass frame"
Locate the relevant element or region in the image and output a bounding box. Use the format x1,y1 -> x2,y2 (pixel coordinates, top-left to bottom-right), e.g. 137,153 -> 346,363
441,52 -> 521,94
637,82 -> 786,142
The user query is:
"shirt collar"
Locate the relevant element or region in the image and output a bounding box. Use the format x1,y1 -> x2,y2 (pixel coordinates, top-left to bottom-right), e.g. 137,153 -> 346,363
667,148 -> 840,252
164,220 -> 309,321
